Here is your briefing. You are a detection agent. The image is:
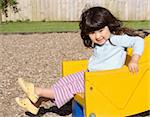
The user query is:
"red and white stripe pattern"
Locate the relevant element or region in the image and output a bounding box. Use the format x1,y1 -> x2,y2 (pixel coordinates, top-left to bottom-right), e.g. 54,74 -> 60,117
51,71 -> 85,108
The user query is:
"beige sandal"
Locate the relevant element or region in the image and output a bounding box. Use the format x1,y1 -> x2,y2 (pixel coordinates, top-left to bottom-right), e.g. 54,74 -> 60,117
15,97 -> 39,115
18,78 -> 39,103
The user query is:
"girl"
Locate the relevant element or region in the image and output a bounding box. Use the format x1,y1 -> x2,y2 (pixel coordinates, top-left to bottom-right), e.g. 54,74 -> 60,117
15,6 -> 144,115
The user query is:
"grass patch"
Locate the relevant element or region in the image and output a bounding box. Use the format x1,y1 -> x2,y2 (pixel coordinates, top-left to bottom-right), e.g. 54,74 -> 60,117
0,21 -> 150,33
0,21 -> 79,33
123,20 -> 150,30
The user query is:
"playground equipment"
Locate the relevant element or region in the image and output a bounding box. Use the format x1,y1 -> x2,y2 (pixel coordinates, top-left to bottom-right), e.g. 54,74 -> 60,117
62,35 -> 150,117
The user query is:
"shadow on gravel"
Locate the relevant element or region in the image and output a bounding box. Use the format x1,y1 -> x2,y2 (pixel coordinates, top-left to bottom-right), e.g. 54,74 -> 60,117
23,94 -> 150,117
25,108 -> 150,117
25,99 -> 72,117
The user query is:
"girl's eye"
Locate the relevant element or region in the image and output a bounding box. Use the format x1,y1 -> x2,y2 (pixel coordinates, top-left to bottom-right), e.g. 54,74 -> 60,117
99,29 -> 103,32
89,31 -> 95,34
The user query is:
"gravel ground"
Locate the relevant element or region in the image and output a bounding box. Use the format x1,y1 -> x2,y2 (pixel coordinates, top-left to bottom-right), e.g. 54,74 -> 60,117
0,32 -> 149,117
0,33 -> 91,117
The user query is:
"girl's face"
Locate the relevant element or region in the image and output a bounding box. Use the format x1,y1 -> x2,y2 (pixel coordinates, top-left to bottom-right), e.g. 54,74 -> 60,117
88,26 -> 111,45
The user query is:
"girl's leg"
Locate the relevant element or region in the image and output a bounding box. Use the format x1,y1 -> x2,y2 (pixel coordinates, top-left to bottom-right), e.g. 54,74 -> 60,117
18,78 -> 55,103
17,71 -> 85,108
51,71 -> 85,108
35,87 -> 55,99
15,80 -> 55,115
15,87 -> 52,115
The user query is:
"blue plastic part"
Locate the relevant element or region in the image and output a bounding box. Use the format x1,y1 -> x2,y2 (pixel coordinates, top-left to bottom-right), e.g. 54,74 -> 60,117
72,100 -> 84,117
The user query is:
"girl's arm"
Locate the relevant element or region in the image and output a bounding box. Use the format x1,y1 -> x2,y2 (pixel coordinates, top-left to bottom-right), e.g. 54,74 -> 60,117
110,34 -> 144,73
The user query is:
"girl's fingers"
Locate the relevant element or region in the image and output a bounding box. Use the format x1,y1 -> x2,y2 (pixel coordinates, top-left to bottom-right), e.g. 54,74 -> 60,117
128,65 -> 133,73
135,66 -> 139,73
130,66 -> 135,73
129,65 -> 139,73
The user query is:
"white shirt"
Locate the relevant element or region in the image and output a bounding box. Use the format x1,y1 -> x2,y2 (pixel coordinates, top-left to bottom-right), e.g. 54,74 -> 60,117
88,34 -> 144,71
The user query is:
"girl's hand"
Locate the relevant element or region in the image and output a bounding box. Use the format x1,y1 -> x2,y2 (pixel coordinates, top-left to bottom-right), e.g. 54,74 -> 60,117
128,54 -> 140,73
128,61 -> 139,73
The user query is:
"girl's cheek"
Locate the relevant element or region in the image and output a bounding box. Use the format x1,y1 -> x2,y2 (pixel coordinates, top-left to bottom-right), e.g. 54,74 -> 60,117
89,35 -> 92,40
90,37 -> 95,42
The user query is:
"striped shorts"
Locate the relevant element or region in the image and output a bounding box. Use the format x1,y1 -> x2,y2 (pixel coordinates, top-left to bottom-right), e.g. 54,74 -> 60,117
51,71 -> 85,108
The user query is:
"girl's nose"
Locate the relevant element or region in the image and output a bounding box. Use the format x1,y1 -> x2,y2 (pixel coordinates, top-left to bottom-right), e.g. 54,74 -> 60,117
95,32 -> 101,39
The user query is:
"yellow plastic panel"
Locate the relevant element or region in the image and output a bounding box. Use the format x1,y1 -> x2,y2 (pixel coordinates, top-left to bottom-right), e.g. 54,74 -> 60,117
84,62 -> 150,117
62,60 -> 88,76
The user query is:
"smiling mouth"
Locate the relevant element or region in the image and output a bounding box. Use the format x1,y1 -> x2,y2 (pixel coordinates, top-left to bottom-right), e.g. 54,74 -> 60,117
96,36 -> 104,41
96,39 -> 104,42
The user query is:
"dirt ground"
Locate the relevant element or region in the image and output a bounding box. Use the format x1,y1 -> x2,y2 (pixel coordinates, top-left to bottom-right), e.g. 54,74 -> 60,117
0,32 -> 150,117
0,32 -> 91,117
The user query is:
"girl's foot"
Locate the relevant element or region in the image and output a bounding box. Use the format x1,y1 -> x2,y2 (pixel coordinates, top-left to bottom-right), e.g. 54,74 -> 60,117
18,78 -> 39,103
15,97 -> 39,115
